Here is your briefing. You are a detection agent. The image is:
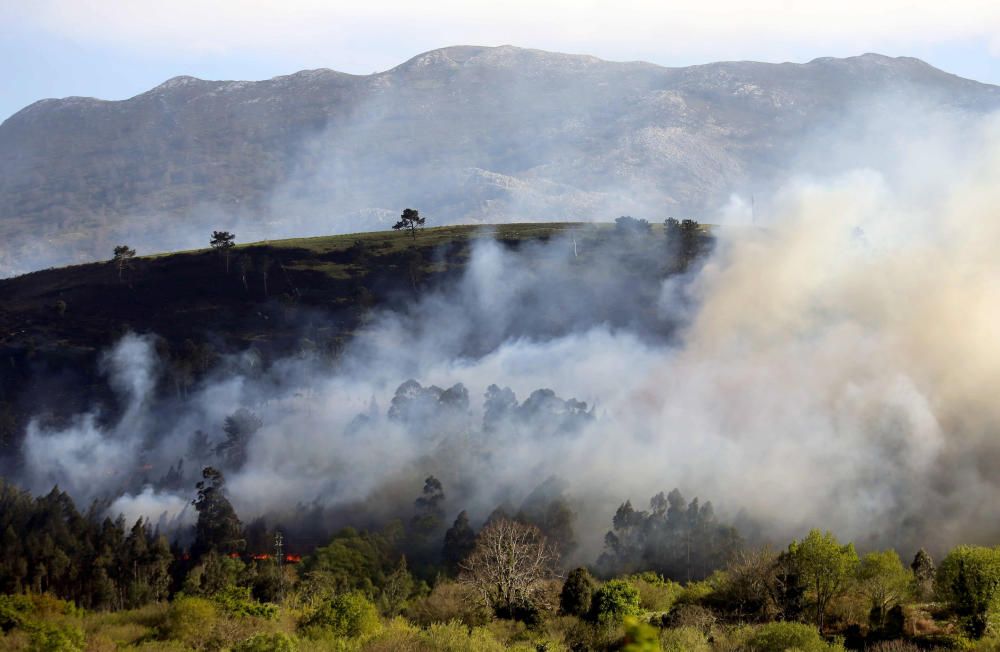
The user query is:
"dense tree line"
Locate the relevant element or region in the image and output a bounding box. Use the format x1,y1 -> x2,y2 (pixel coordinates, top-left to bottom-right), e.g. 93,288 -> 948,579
6,469 -> 1000,649
0,481 -> 172,610
598,489 -> 741,581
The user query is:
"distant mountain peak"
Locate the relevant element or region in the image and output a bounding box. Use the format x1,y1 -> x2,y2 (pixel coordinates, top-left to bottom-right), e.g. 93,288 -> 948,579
154,75 -> 204,89
1,46 -> 998,277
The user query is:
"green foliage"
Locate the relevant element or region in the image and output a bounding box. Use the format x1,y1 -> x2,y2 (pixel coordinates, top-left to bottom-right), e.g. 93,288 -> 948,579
626,572 -> 683,613
164,596 -> 219,649
28,622 -> 85,652
560,568 -> 596,616
192,467 -> 244,558
232,631 -> 298,652
300,591 -> 381,639
659,625 -> 711,652
212,585 -> 278,619
676,576 -> 721,606
0,482 -> 172,610
734,621 -> 842,651
937,545 -> 1000,637
620,615 -> 658,651
298,527 -> 399,601
0,594 -> 84,652
376,556 -> 416,617
421,620 -> 506,652
0,594 -> 35,630
788,529 -> 859,629
857,549 -> 911,630
589,579 -> 642,624
181,551 -> 245,596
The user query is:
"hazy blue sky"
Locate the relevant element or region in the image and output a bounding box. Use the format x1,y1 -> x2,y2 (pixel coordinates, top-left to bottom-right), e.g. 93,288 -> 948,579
2,1 -> 998,122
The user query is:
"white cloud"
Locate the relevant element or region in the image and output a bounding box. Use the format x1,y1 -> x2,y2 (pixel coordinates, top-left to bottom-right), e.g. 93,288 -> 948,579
11,0 -> 1000,70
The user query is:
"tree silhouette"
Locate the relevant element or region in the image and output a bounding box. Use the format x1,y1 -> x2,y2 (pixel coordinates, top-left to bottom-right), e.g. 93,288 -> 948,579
393,208 -> 425,240
443,511 -> 477,574
210,231 -> 236,272
112,245 -> 136,282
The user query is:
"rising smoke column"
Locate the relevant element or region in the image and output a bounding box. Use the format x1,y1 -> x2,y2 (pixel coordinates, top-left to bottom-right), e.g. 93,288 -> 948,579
16,108 -> 1000,559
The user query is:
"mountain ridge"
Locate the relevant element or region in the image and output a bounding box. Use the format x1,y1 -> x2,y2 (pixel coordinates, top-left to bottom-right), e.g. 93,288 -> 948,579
2,45 -> 999,277
7,47 -> 994,116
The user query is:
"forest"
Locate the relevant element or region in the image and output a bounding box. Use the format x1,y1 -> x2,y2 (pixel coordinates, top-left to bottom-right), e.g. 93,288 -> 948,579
0,468 -> 997,651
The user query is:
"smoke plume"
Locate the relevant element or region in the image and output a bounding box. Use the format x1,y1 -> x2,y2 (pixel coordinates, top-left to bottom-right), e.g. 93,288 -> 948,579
15,104 -> 1000,562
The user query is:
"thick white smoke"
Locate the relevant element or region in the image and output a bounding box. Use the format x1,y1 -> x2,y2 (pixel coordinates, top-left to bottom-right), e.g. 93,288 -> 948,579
17,107 -> 1000,561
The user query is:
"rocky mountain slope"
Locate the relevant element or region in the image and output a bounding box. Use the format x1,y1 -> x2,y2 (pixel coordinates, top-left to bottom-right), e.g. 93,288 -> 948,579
2,45 -> 998,276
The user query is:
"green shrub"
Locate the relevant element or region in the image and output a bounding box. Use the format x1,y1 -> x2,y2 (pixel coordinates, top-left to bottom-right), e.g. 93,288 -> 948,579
164,596 -> 219,649
213,585 -> 278,619
589,579 -> 642,624
627,573 -> 682,612
360,617 -> 422,651
422,620 -> 506,652
937,545 -> 1000,637
676,578 -> 717,605
300,591 -> 381,639
232,631 -> 298,652
28,622 -> 85,652
621,615 -> 659,651
659,625 -> 711,652
737,621 -> 841,651
0,594 -> 34,630
560,568 -> 596,616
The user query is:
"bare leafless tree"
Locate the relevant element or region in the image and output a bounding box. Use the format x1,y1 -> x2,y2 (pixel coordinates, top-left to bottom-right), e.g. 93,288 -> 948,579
458,518 -> 559,617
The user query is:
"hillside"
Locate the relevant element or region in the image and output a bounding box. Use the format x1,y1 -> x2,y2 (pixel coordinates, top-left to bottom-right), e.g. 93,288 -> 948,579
1,45 -> 998,276
0,221 -> 707,455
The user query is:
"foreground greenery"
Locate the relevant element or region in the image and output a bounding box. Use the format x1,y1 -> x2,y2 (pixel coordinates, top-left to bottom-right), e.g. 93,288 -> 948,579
3,476 -> 1000,651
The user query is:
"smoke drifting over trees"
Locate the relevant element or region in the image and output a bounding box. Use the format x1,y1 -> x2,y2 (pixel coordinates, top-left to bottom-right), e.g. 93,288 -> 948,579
4,100 -> 1000,576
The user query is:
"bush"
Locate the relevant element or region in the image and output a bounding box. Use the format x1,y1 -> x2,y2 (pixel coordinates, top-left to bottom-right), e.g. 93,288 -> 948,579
937,545 -> 1000,637
734,621 -> 842,652
560,568 -> 596,616
28,623 -> 85,652
422,620 -> 506,652
164,596 -> 219,649
300,591 -> 381,639
676,577 -> 719,605
360,617 -> 422,651
663,604 -> 716,634
621,615 -> 659,651
589,579 -> 642,624
0,594 -> 34,630
406,580 -> 489,627
660,625 -> 711,652
232,632 -> 298,652
627,573 -> 682,612
213,585 -> 278,619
